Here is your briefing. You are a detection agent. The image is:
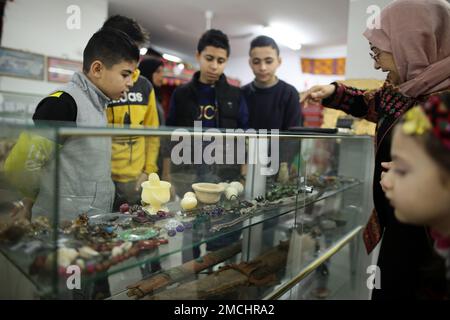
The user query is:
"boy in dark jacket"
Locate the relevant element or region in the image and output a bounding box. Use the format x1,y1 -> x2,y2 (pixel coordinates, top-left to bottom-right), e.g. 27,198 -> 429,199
166,29 -> 248,261
165,28 -> 248,187
242,35 -> 301,131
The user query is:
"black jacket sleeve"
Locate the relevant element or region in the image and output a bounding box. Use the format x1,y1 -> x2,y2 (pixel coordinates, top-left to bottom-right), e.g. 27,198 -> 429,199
32,92 -> 77,123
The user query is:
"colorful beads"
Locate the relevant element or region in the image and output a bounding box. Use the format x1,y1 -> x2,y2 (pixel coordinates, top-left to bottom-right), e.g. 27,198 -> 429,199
182,221 -> 193,230
119,203 -> 130,214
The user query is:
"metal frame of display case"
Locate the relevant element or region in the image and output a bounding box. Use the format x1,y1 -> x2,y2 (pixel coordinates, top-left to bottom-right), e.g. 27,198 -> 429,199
264,225 -> 363,299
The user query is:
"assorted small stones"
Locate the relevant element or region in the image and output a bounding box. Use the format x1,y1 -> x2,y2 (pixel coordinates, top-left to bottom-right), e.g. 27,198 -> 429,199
130,204 -> 141,214
164,219 -> 186,237
132,215 -> 150,224
167,229 -> 177,237
181,221 -> 193,230
265,184 -> 299,202
29,238 -> 169,276
255,196 -> 265,203
237,200 -> 257,215
119,203 -> 130,214
103,226 -> 115,234
116,204 -> 176,225
21,174 -> 358,286
208,207 -> 224,217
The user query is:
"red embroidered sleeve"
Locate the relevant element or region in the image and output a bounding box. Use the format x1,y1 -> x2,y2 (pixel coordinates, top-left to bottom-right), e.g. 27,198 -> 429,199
323,82 -> 379,124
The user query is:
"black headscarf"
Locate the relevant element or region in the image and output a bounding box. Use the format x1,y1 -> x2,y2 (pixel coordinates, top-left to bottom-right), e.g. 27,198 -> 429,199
139,58 -> 164,89
139,58 -> 165,125
139,57 -> 164,103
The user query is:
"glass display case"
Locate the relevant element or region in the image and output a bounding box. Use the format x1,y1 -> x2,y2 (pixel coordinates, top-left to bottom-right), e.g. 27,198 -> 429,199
0,118 -> 374,300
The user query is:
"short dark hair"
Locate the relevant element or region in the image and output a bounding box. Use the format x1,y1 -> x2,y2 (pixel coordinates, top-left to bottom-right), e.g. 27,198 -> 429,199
197,29 -> 230,57
83,27 -> 140,73
102,15 -> 149,47
250,35 -> 280,56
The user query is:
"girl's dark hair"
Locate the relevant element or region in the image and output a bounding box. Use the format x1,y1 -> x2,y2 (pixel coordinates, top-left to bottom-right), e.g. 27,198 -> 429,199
423,133 -> 450,177
401,92 -> 450,183
83,27 -> 140,72
422,92 -> 450,177
197,29 -> 230,57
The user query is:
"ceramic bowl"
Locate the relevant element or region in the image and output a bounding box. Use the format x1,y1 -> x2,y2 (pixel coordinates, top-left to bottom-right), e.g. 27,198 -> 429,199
192,183 -> 225,204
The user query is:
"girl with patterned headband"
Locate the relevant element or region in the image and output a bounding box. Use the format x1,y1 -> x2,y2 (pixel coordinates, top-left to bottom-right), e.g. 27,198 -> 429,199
381,92 -> 450,297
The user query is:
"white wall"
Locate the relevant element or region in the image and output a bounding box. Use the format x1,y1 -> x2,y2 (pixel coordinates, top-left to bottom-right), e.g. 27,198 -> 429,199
345,0 -> 392,79
224,55 -> 253,87
277,48 -> 303,91
299,45 -> 347,91
301,45 -> 347,59
0,0 -> 108,95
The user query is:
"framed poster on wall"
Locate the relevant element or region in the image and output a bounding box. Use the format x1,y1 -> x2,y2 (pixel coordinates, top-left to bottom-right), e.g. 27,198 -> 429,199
0,47 -> 45,80
47,57 -> 82,83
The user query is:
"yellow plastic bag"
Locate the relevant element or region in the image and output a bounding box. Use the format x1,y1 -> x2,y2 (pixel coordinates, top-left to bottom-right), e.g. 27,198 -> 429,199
3,132 -> 55,199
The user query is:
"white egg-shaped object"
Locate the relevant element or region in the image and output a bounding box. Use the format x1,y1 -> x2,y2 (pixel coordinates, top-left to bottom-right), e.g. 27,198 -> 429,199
225,186 -> 239,200
184,192 -> 197,199
78,246 -> 99,259
57,248 -> 78,267
181,196 -> 198,210
218,182 -> 230,190
111,246 -> 123,258
229,181 -> 244,194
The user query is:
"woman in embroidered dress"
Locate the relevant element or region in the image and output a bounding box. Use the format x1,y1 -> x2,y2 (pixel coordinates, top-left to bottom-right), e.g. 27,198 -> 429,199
301,0 -> 450,299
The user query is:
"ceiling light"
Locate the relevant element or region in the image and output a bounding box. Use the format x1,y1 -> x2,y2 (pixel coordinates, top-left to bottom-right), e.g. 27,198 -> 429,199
263,23 -> 302,51
173,63 -> 184,76
163,53 -> 182,63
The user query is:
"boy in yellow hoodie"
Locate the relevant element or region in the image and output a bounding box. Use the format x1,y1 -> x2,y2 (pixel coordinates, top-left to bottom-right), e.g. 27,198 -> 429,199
103,16 -> 160,210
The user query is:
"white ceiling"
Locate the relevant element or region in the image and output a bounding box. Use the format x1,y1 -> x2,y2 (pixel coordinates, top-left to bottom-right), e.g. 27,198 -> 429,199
109,0 -> 350,59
